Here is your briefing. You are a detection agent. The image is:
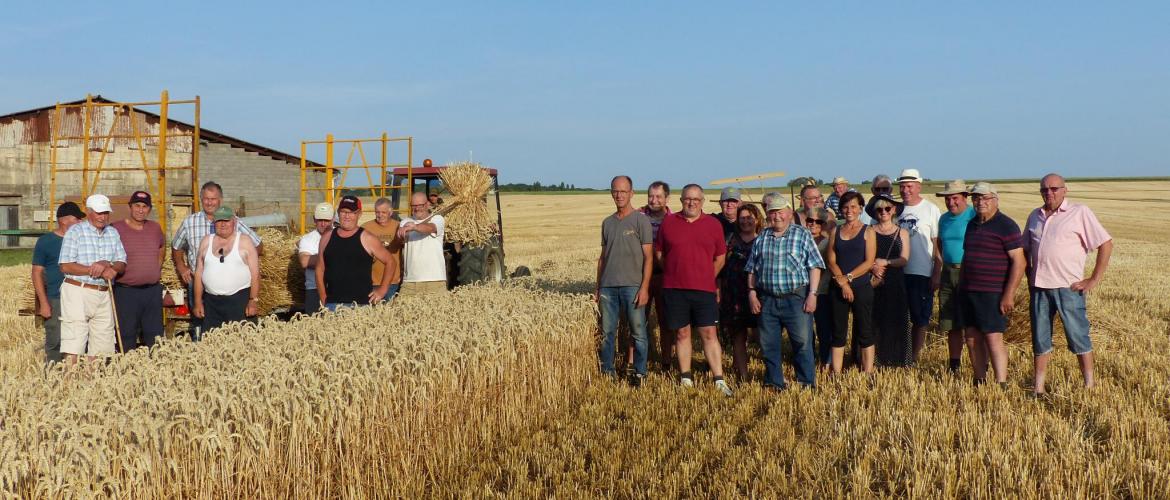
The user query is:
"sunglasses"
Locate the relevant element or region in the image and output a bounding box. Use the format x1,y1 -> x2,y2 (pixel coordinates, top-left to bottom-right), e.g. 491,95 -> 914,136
805,218 -> 826,225
218,247 -> 225,263
1039,187 -> 1065,193
877,206 -> 896,213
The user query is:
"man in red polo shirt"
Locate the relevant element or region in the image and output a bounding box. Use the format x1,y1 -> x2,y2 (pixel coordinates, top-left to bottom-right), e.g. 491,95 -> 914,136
655,184 -> 731,396
112,191 -> 165,350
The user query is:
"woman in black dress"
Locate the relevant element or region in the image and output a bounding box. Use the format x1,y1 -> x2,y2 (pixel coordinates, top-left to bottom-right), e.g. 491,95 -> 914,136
866,194 -> 913,367
721,203 -> 763,381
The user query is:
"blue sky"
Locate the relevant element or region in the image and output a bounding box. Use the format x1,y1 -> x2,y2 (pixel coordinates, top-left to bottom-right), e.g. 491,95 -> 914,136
3,1 -> 1167,188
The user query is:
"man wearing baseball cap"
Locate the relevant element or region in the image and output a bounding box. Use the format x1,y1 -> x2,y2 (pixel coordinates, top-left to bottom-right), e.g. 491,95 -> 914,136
935,180 -> 975,374
711,187 -> 741,241
298,202 -> 335,314
32,201 -> 86,364
317,195 -> 396,308
171,181 -> 262,340
745,198 -> 825,390
825,177 -> 855,221
193,206 -> 261,331
57,194 -> 127,365
110,191 -> 166,350
895,168 -> 943,362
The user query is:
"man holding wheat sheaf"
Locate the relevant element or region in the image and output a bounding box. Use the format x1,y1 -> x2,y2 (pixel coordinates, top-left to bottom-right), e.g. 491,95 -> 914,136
397,192 -> 449,297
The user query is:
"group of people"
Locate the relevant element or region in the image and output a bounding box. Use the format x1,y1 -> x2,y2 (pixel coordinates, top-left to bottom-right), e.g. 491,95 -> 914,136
32,183 -> 449,367
596,171 -> 1112,396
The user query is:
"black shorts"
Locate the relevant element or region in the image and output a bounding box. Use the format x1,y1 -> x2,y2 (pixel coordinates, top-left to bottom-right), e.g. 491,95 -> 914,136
662,289 -> 719,330
960,290 -> 1008,334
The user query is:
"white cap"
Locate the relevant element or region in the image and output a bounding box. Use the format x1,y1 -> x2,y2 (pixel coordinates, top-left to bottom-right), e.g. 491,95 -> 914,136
313,202 -> 335,220
765,198 -> 792,212
897,168 -> 923,183
85,194 -> 112,213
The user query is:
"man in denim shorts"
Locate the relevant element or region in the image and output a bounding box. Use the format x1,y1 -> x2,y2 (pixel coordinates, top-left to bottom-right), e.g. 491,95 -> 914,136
1023,173 -> 1113,396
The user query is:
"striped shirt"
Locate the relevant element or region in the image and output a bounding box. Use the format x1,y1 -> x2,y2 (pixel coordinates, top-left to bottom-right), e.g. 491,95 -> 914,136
59,220 -> 128,286
172,212 -> 261,267
744,223 -> 825,296
959,211 -> 1022,293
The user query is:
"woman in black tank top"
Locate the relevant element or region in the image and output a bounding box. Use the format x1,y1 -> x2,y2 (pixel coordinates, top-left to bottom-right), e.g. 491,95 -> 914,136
323,227 -> 374,305
826,192 -> 878,375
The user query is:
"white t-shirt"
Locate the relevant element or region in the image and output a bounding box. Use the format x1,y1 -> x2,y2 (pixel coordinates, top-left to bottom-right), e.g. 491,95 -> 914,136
298,230 -> 322,289
400,215 -> 447,282
897,199 -> 942,277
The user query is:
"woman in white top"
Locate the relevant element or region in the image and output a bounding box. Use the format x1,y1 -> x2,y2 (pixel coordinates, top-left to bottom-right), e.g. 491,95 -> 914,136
194,207 -> 260,332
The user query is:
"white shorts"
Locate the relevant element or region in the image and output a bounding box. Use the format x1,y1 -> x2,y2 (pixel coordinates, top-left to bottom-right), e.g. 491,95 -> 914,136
60,281 -> 117,356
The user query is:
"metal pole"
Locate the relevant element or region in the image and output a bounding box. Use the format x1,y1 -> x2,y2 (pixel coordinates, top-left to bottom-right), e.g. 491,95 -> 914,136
157,90 -> 170,236
299,142 -> 307,233
82,94 -> 92,200
50,102 -> 60,224
192,95 -> 202,215
380,132 -> 388,198
325,134 -> 335,205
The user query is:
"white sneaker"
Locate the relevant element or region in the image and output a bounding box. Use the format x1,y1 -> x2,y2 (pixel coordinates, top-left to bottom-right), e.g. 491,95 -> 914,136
714,379 -> 734,397
679,377 -> 695,388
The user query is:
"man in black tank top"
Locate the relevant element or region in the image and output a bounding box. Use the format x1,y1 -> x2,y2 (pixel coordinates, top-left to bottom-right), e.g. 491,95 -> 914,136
315,195 -> 397,311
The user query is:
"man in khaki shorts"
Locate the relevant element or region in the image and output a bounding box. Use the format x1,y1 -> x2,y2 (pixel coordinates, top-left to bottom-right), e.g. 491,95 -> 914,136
57,194 -> 127,365
397,192 -> 448,296
935,180 -> 975,374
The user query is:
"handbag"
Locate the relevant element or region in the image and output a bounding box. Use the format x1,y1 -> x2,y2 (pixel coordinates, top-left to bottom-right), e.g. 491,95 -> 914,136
871,227 -> 899,288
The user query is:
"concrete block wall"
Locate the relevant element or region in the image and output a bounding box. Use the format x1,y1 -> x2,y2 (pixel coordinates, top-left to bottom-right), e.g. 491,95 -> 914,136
200,143 -> 324,226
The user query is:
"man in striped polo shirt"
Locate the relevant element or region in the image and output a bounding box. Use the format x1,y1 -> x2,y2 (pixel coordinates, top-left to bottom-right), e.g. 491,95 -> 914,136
959,182 -> 1026,386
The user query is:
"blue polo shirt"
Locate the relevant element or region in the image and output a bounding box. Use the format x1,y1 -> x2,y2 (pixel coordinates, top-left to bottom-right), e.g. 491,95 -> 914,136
939,206 -> 975,265
33,232 -> 66,299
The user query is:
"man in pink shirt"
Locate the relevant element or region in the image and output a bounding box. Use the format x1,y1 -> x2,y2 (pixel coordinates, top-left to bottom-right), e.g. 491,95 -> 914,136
1023,173 -> 1113,396
112,191 -> 166,350
655,184 -> 731,396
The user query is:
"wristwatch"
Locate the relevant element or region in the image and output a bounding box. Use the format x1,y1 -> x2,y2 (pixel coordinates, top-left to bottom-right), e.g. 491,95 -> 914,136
846,273 -> 854,283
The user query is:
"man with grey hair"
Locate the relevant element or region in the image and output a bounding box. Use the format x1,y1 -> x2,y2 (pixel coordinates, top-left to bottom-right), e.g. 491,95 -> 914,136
796,184 -> 835,225
362,197 -> 403,301
596,175 -> 653,385
398,192 -> 448,296
859,174 -> 894,225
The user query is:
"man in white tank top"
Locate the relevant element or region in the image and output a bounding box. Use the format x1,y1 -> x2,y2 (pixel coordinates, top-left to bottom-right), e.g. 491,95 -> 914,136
193,207 -> 260,332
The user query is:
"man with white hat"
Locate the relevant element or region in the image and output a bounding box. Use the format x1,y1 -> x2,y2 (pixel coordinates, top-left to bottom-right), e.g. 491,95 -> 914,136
935,179 -> 975,374
825,177 -> 855,221
895,168 -> 943,362
959,182 -> 1025,386
298,202 -> 335,314
57,194 -> 127,365
745,197 -> 825,390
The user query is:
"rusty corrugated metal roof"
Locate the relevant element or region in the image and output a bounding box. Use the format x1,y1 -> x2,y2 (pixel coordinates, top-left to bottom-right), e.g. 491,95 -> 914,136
0,96 -> 321,167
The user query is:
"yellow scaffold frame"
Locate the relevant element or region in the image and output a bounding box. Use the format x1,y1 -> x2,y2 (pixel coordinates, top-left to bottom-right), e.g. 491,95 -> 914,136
49,91 -> 200,236
298,134 -> 412,233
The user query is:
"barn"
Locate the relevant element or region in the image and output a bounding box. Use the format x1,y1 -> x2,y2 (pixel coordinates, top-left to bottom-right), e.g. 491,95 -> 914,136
0,95 -> 325,246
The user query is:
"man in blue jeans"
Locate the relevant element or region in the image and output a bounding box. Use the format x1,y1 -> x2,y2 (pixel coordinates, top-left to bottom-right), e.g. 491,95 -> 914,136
595,175 -> 654,386
745,198 -> 825,390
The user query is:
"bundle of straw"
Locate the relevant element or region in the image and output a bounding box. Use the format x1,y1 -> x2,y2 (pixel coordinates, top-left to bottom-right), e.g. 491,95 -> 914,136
435,161 -> 496,246
254,228 -> 305,315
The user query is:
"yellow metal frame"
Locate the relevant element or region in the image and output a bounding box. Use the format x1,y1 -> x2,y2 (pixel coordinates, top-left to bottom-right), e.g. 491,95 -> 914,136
298,134 -> 412,233
49,91 -> 200,236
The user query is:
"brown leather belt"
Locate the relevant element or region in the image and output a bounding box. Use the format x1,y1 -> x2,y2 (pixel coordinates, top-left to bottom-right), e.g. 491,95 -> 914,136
65,278 -> 109,292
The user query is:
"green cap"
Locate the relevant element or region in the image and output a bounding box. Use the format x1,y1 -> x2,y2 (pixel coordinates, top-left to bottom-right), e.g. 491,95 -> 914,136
213,206 -> 234,221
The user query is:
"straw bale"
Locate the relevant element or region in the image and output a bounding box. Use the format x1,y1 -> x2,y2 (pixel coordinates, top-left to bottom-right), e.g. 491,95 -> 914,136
438,162 -> 496,246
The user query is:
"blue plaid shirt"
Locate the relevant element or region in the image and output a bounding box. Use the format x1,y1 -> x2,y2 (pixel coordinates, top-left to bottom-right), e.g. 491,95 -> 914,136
744,223 -> 825,296
59,220 -> 128,286
172,212 -> 261,267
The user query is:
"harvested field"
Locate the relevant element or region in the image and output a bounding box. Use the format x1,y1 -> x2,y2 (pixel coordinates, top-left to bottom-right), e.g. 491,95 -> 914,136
1,181 -> 1168,496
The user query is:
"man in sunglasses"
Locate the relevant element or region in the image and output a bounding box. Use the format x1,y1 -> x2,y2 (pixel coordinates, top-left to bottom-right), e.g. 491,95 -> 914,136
192,206 -> 260,333
859,175 -> 894,225
1023,173 -> 1112,396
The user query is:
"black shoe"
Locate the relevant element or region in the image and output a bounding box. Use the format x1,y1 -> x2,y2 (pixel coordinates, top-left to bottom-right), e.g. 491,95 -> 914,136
629,373 -> 644,388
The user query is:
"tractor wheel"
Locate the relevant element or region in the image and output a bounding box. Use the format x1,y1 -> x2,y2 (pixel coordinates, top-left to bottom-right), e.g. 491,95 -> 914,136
456,244 -> 505,286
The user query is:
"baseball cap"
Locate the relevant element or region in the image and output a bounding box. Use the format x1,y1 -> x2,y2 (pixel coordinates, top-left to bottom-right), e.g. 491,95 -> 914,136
338,195 -> 361,212
831,176 -> 848,186
765,198 -> 792,212
213,206 -> 234,221
313,202 -> 335,220
719,187 -> 742,202
56,201 -> 85,219
128,190 -> 152,207
936,179 -> 970,197
970,182 -> 998,196
85,194 -> 112,213
897,168 -> 924,183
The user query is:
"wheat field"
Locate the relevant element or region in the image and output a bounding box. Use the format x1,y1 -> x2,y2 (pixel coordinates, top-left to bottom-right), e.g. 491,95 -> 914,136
1,181 -> 1168,497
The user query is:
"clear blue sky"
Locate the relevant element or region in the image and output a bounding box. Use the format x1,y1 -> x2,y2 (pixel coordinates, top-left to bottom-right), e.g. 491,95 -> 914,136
3,1 -> 1167,188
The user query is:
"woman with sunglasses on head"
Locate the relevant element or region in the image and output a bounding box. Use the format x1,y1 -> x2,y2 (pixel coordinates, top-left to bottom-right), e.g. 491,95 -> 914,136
826,192 -> 878,375
193,206 -> 260,332
720,203 -> 764,381
866,194 -> 913,367
802,207 -> 835,369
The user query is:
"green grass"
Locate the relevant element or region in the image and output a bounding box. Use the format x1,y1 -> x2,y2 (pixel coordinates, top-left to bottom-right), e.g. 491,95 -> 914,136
0,248 -> 33,267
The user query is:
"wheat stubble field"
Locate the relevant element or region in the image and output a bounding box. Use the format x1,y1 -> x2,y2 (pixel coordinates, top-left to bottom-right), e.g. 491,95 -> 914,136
1,181 -> 1168,497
